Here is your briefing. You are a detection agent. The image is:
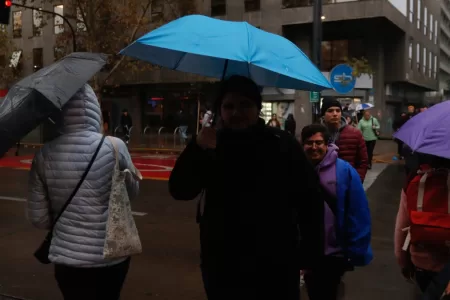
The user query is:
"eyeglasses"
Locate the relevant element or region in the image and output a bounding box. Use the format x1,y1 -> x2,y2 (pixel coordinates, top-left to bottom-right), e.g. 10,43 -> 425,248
304,140 -> 325,146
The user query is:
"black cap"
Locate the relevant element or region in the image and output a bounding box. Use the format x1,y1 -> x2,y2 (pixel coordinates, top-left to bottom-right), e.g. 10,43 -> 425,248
321,97 -> 342,116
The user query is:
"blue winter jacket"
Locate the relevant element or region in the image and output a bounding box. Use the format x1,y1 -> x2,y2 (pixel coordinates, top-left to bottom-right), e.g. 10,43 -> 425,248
335,158 -> 373,267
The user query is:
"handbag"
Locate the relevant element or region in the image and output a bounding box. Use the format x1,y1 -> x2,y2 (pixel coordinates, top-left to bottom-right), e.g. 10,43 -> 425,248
103,137 -> 142,259
34,135 -> 106,264
372,118 -> 380,137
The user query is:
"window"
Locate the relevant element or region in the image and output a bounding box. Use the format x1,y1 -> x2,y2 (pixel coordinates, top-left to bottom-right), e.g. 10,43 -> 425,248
245,0 -> 260,11
76,7 -> 86,32
320,39 -> 365,72
408,41 -> 413,70
282,0 -> 312,8
409,0 -> 414,23
428,51 -> 432,77
423,7 -> 427,35
430,14 -> 433,40
54,5 -> 64,34
423,47 -> 426,74
32,48 -> 43,72
32,9 -> 43,37
416,43 -> 420,72
13,11 -> 22,38
151,0 -> 164,22
211,0 -> 226,16
417,0 -> 421,29
434,55 -> 437,78
435,20 -> 438,44
321,40 -> 348,72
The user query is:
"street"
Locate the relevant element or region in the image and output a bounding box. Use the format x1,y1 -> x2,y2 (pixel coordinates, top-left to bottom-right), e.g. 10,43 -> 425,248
0,162 -> 421,300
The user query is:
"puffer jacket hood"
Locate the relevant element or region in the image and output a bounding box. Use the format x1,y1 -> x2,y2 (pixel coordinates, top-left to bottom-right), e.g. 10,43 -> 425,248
61,84 -> 101,134
27,84 -> 140,268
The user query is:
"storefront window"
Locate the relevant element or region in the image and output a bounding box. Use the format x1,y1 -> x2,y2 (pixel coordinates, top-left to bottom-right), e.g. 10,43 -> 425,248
262,101 -> 295,130
143,96 -> 164,128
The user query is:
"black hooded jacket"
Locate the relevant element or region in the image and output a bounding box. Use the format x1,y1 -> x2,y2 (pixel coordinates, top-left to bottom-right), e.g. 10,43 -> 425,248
169,122 -> 326,291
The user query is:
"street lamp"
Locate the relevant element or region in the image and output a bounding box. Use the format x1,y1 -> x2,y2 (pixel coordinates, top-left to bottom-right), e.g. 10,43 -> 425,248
312,0 -> 323,123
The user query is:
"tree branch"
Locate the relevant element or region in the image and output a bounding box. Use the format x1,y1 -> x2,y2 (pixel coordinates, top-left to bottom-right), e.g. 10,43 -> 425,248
164,0 -> 179,19
75,0 -> 90,33
99,0 -> 152,87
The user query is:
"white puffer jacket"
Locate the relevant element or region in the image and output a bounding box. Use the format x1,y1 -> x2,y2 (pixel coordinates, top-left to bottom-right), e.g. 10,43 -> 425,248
27,84 -> 139,267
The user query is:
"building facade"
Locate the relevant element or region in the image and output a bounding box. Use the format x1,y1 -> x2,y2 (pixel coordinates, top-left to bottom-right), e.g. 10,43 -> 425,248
202,0 -> 440,135
0,0 -> 441,142
440,0 -> 450,98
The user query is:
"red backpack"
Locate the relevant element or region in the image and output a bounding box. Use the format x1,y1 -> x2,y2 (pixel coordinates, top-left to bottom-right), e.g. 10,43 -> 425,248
405,165 -> 450,249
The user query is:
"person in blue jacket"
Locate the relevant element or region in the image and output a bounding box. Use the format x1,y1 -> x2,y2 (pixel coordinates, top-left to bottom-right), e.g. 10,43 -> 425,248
301,124 -> 373,300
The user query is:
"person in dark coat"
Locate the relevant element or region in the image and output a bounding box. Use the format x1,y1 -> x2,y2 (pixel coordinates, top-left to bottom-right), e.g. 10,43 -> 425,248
285,113 -> 296,135
168,75 -> 326,300
120,109 -> 133,144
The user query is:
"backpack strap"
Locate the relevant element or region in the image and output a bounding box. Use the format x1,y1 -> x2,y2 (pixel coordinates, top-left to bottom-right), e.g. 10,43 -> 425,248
416,171 -> 429,212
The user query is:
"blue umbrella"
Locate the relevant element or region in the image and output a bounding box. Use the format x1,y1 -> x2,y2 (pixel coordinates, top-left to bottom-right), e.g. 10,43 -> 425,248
120,15 -> 331,91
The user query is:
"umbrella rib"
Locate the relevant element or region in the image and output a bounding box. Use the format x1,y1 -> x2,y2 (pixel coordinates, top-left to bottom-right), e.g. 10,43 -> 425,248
173,52 -> 188,70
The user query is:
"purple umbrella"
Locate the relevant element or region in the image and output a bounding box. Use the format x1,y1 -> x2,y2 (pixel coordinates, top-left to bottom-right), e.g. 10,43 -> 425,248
394,101 -> 450,159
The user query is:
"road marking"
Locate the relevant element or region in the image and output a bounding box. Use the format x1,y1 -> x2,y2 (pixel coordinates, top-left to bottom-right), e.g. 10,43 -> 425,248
0,196 -> 148,216
363,163 -> 388,191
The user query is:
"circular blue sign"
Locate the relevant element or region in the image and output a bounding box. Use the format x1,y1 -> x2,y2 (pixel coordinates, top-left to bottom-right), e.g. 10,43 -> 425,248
329,64 -> 356,94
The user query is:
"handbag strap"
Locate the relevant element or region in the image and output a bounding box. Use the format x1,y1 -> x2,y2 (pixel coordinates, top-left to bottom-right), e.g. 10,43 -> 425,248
107,136 -> 119,167
51,135 -> 106,228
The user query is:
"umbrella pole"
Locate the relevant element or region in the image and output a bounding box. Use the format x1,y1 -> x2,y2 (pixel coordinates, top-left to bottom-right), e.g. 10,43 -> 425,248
221,60 -> 229,80
196,97 -> 200,134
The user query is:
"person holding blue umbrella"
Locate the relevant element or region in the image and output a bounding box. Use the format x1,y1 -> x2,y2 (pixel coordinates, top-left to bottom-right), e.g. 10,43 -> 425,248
169,75 -> 329,300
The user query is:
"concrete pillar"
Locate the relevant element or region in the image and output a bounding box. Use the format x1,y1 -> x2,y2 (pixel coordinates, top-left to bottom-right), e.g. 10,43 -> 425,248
292,38 -> 314,134
226,0 -> 244,21
260,0 -> 282,35
371,40 -> 386,117
201,0 -> 211,15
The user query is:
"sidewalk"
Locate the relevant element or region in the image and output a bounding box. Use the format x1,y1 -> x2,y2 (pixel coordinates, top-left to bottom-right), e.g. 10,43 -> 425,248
373,139 -> 399,164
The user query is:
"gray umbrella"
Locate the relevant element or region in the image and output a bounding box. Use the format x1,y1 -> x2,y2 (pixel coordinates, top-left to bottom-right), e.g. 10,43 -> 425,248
0,52 -> 107,157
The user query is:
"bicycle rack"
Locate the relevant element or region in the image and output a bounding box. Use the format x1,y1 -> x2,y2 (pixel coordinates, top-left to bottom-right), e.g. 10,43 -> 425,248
173,127 -> 181,148
158,127 -> 166,148
114,126 -> 120,136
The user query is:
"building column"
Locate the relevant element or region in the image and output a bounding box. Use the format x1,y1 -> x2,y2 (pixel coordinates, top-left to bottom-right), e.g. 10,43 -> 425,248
201,0 -> 211,15
292,39 -> 314,135
260,0 -> 282,35
226,0 -> 244,21
372,40 -> 386,119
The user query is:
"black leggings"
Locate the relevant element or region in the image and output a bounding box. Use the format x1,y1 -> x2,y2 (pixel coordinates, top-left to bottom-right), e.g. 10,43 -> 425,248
365,140 -> 377,166
55,258 -> 131,300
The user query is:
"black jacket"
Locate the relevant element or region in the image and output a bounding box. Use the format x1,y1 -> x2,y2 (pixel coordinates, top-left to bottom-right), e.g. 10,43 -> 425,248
169,123 -> 325,294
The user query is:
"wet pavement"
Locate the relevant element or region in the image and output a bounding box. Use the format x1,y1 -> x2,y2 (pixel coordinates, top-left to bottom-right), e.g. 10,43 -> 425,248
0,164 -> 421,299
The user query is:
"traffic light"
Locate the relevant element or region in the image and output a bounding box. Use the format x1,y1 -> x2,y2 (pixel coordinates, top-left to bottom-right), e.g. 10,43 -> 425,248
0,0 -> 12,25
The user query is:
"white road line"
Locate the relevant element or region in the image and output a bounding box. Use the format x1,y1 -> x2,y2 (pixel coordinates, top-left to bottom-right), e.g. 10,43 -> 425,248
363,163 -> 388,191
0,196 -> 148,216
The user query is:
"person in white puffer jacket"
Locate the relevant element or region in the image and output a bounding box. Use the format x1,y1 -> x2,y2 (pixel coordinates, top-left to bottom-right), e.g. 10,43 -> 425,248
27,84 -> 139,300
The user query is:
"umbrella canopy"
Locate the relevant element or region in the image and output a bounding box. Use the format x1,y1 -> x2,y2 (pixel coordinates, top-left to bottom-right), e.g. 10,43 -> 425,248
350,103 -> 374,111
394,101 -> 450,159
15,52 -> 107,108
120,15 -> 331,91
0,52 -> 107,157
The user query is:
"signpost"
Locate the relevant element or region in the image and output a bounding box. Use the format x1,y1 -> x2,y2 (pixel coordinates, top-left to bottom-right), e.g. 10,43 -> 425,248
329,64 -> 356,94
309,91 -> 320,103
